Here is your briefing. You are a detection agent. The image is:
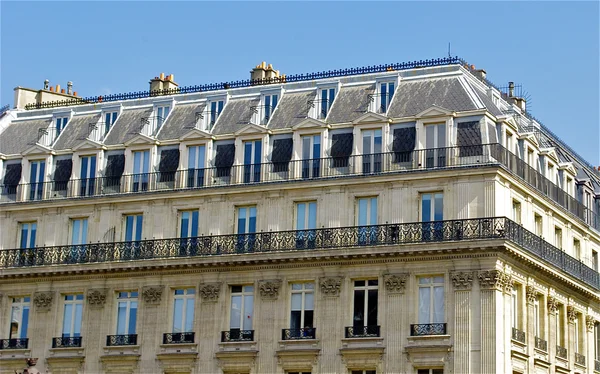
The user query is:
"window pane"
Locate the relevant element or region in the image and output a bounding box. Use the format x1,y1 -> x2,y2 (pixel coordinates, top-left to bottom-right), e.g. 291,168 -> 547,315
367,289 -> 378,325
128,302 -> 137,334
173,299 -> 183,332
238,208 -> 246,234
291,293 -> 302,310
290,310 -> 301,329
117,302 -> 127,334
422,194 -> 431,222
419,287 -> 430,323
20,307 -> 29,338
434,194 -> 444,221
305,292 -> 314,310
230,295 -> 241,329
62,304 -> 73,336
297,204 -> 306,230
370,198 -> 377,225
308,203 -> 317,229
191,211 -> 199,237
433,286 -> 444,323
73,304 -> 83,337
353,289 -> 365,326
243,295 -> 253,330
358,199 -> 368,226
185,298 -> 195,332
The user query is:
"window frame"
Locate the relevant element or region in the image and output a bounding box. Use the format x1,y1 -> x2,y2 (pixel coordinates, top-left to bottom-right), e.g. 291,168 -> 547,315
9,296 -> 31,339
19,221 -> 37,249
70,217 -> 88,245
417,275 -> 445,324
123,214 -> 143,242
356,196 -> 378,226
61,294 -> 84,338
352,279 -> 379,328
172,288 -> 195,333
229,285 -> 254,331
179,210 -> 199,238
115,291 -> 138,335
289,282 -> 315,329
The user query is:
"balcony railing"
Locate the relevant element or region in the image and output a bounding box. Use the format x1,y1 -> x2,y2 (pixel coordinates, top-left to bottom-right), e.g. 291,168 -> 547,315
595,359 -> 600,372
410,323 -> 447,336
52,336 -> 82,348
511,328 -> 526,343
163,332 -> 194,344
1,217 -> 599,291
534,336 -> 547,351
575,352 -> 586,366
221,329 -> 254,342
345,325 -> 380,338
106,334 -> 137,346
556,345 -> 568,359
282,328 -> 316,340
0,338 -> 28,349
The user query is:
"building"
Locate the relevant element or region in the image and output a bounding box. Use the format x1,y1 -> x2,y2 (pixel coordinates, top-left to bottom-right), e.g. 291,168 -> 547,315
0,57 -> 599,374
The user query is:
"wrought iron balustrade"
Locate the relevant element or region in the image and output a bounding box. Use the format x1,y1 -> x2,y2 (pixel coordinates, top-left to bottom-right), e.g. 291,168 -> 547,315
0,338 -> 28,349
139,116 -> 165,137
575,352 -> 586,366
556,345 -> 568,359
511,328 -> 526,343
0,104 -> 9,116
282,327 -> 316,340
410,323 -> 447,336
534,336 -> 547,351
221,330 -> 254,342
106,334 -> 137,346
0,184 -> 19,202
595,359 -> 600,372
345,325 -> 380,338
250,105 -> 275,125
163,332 -> 194,344
52,336 -> 82,348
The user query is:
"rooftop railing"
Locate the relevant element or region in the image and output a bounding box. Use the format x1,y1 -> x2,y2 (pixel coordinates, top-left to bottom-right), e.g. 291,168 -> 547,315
0,104 -> 10,116
1,217 -> 598,290
24,57 -> 463,110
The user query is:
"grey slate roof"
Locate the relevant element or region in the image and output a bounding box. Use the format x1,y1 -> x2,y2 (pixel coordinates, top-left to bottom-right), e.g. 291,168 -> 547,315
268,91 -> 314,130
212,98 -> 260,135
0,118 -> 51,155
326,84 -> 374,124
472,87 -> 503,117
158,103 -> 206,140
54,114 -> 101,150
387,78 -> 477,118
103,108 -> 153,145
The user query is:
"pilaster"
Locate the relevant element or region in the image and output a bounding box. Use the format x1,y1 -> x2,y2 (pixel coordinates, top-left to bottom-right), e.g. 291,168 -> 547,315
477,270 -> 505,374
451,271 -> 474,374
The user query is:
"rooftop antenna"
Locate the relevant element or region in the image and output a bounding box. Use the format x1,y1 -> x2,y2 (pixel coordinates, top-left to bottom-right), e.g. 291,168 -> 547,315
448,42 -> 451,58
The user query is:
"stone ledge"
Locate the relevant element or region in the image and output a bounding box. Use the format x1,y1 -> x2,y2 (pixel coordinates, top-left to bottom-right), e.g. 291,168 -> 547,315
215,350 -> 258,373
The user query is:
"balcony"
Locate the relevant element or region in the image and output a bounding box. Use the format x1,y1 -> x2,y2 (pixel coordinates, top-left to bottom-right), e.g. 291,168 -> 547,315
162,332 -> 194,344
0,338 -> 28,349
345,325 -> 380,338
282,328 -> 316,340
221,330 -> 254,342
575,352 -> 586,366
511,328 -> 526,344
556,345 -> 568,359
52,336 -> 82,348
410,323 -> 447,336
106,334 -> 137,346
595,359 -> 600,372
534,336 -> 547,351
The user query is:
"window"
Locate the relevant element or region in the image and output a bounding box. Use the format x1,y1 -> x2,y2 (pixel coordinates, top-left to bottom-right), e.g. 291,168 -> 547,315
353,280 -> 378,329
511,286 -> 519,329
132,150 -> 150,192
361,129 -> 382,174
594,322 -> 600,361
593,250 -> 598,272
573,239 -> 581,260
533,296 -> 541,338
156,105 -> 170,128
116,291 -> 138,335
71,218 -> 88,245
263,94 -> 278,123
534,214 -> 543,236
301,135 -> 321,178
124,214 -> 143,242
79,155 -> 97,196
209,100 -> 224,128
180,211 -> 199,238
19,222 -> 37,249
271,138 -> 293,173
62,294 -> 83,338
296,202 -> 317,248
187,145 -> 206,187
456,121 -> 483,157
243,140 -> 262,183
104,112 -> 118,135
421,193 -> 443,241
29,160 -> 45,200
55,117 -> 69,138
418,276 -> 444,325
556,305 -> 564,347
290,283 -> 314,331
377,81 -> 395,113
574,314 -> 582,354
424,123 -> 446,168
392,126 -> 416,163
172,289 -> 195,333
357,197 -> 378,245
417,370 -> 443,374
554,227 -> 563,250
319,88 -> 336,118
230,286 -> 254,333
512,200 -> 522,224
237,206 -> 257,252
10,297 -> 30,340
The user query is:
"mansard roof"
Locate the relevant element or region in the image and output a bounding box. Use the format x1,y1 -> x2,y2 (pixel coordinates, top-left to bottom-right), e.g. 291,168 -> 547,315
326,84 -> 374,124
103,108 -> 153,145
157,102 -> 205,140
54,113 -> 101,150
268,91 -> 314,130
0,118 -> 51,156
212,97 -> 259,135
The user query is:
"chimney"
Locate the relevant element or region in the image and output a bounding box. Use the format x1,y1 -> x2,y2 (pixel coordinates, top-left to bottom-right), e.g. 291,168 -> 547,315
150,72 -> 179,93
67,81 -> 73,95
251,61 -> 282,85
508,82 -> 515,97
55,84 -> 61,93
44,79 -> 49,90
474,69 -> 486,80
507,82 -> 526,111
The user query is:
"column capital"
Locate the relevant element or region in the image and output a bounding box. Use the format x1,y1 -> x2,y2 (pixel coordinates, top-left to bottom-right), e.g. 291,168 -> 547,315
450,271 -> 475,291
526,285 -> 538,305
586,315 -> 596,332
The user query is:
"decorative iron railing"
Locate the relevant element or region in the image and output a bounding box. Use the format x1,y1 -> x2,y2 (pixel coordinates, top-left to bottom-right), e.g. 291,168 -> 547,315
0,104 -> 9,116
221,330 -> 254,342
595,359 -> 600,372
556,345 -> 568,359
410,323 -> 447,336
1,217 -> 599,291
52,336 -> 82,348
0,338 -> 28,349
163,332 -> 194,344
345,325 -> 381,338
106,334 -> 137,346
511,328 -> 526,343
575,352 -> 586,366
282,328 -> 316,340
24,57 -> 463,110
534,336 -> 547,351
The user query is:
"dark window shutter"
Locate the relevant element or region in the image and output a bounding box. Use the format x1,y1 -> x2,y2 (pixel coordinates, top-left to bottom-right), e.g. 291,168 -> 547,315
159,149 -> 180,173
53,159 -> 73,182
456,121 -> 483,156
393,127 -> 416,163
272,138 -> 293,172
3,164 -> 22,186
331,133 -> 353,167
215,144 -> 235,178
106,154 -> 125,177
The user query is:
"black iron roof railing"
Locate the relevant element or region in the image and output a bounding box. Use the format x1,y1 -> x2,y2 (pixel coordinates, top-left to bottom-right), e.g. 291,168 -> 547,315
24,57 -> 464,110
0,104 -> 10,116
1,217 -> 598,290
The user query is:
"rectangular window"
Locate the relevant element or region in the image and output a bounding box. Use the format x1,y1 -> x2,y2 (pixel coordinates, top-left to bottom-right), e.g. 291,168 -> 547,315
55,117 -> 69,138
424,123 -> 446,168
173,289 -> 195,333
320,88 -> 336,118
124,214 -> 143,242
357,197 -> 378,226
116,291 -> 138,335
230,286 -> 254,331
243,140 -> 262,183
573,239 -> 581,260
180,210 -> 199,238
353,280 -> 378,328
418,276 -> 444,324
594,322 -> 600,360
29,160 -> 45,200
534,214 -> 543,236
209,100 -> 225,128
554,227 -> 563,250
156,106 -> 170,128
237,206 -> 257,252
132,150 -> 150,192
186,145 -> 206,188
593,250 -> 598,272
71,218 -> 88,245
556,305 -> 564,346
290,283 -> 314,330
301,135 -> 321,178
296,202 -> 317,248
62,294 -> 84,338
533,297 -> 540,338
575,315 -> 581,353
421,193 -> 443,221
512,200 -> 522,224
79,155 -> 97,196
9,297 -> 30,339
361,129 -> 382,174
511,286 -> 519,329
378,81 -> 395,113
104,112 -> 118,135
264,94 -> 278,122
19,222 -> 37,249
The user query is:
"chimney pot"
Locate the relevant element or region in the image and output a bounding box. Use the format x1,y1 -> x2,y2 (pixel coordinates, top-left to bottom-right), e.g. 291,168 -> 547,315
55,84 -> 61,92
67,81 -> 73,95
61,89 -> 65,94
160,73 -> 165,80
470,64 -> 475,70
74,92 -> 77,96
49,86 -> 54,92
43,79 -> 49,90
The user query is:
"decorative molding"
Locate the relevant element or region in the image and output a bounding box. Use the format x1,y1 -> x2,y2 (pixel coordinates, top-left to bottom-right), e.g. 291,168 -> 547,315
33,291 -> 54,312
567,305 -> 577,324
142,286 -> 163,305
87,288 -> 108,308
450,271 -> 474,290
384,273 -> 408,294
586,315 -> 596,332
502,273 -> 513,294
259,279 -> 281,300
319,277 -> 343,297
526,285 -> 538,305
477,270 -> 504,290
199,283 -> 221,302
547,296 -> 558,314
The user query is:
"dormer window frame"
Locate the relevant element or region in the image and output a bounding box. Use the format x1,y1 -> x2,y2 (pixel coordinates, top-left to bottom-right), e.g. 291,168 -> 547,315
152,99 -> 174,135
260,88 -> 282,125
313,83 -> 339,120
205,95 -> 228,130
96,105 -> 123,142
372,75 -> 399,114
52,110 -> 73,141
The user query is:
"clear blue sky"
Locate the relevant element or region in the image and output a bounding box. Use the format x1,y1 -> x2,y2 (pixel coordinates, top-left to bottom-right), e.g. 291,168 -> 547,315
1,1 -> 598,164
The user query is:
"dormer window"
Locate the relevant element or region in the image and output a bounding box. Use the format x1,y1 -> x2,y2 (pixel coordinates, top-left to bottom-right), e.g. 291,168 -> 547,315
156,105 -> 170,129
104,112 -> 118,135
376,81 -> 395,113
208,100 -> 224,129
55,117 -> 69,138
262,94 -> 278,124
319,88 -> 336,119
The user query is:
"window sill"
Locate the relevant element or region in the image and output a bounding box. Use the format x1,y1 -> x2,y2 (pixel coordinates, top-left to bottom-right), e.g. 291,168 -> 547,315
278,339 -> 320,351
102,344 -> 140,356
341,336 -> 384,349
159,342 -> 197,355
48,346 -> 85,357
218,340 -> 258,353
0,348 -> 30,359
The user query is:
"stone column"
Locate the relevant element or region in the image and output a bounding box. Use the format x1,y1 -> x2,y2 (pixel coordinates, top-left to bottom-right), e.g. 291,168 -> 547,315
525,284 -> 537,370
139,286 -> 164,374
546,294 -> 558,371
567,304 -> 577,372
586,315 -> 596,373
85,288 -> 109,373
477,270 -> 505,374
255,279 -> 283,374
197,282 -> 222,374
318,276 -> 344,374
32,291 -> 55,373
451,271 -> 474,374
383,273 -> 408,374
